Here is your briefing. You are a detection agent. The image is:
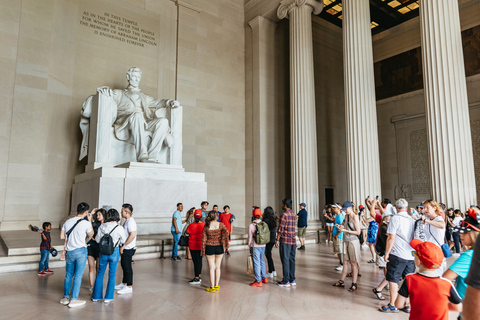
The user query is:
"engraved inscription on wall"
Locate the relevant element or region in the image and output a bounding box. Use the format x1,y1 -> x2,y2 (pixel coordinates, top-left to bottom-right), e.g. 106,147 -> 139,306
471,119 -> 480,201
79,11 -> 157,48
410,129 -> 430,195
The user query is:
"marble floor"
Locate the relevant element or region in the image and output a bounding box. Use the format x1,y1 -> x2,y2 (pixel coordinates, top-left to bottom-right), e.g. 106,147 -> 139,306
0,243 -> 460,320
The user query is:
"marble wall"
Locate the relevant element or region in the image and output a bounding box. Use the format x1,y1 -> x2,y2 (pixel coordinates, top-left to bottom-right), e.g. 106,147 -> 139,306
0,0 -> 246,230
373,0 -> 480,204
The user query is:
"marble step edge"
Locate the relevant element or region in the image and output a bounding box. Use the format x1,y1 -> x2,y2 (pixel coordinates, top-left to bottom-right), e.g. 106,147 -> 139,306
0,245 -> 251,274
0,239 -> 317,274
0,239 -> 249,266
6,234 -> 248,256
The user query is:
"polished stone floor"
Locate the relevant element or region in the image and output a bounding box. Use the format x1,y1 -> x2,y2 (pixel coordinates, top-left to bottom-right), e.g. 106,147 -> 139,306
0,243 -> 460,320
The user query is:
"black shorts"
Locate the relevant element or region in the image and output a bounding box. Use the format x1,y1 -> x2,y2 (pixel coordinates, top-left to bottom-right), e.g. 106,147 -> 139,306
205,245 -> 224,255
87,245 -> 99,259
386,254 -> 415,283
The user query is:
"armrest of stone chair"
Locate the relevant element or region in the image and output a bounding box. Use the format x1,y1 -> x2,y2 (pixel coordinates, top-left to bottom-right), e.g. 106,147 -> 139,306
168,100 -> 183,166
85,91 -> 118,165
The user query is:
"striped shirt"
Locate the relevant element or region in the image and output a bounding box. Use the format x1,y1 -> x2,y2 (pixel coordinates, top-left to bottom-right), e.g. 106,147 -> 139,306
278,209 -> 296,245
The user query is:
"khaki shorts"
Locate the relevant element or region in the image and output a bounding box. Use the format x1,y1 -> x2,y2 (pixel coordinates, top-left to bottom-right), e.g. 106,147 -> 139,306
333,238 -> 343,254
343,239 -> 361,262
297,226 -> 306,238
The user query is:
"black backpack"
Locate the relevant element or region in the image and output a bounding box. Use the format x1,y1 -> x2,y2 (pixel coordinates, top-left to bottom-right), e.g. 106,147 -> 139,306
99,225 -> 119,255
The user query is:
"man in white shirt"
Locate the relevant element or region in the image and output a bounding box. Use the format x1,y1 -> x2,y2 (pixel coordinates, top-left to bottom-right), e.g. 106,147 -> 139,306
116,203 -> 137,294
60,202 -> 95,308
379,198 -> 415,313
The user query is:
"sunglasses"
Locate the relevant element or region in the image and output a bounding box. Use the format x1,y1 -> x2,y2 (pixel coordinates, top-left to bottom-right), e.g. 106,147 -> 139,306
457,220 -> 480,233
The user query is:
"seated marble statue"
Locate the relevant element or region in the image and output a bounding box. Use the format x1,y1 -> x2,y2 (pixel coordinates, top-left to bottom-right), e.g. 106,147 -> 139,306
79,67 -> 179,163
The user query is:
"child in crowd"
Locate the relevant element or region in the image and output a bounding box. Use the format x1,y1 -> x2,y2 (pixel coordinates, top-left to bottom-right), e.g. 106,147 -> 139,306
395,239 -> 462,319
38,222 -> 54,276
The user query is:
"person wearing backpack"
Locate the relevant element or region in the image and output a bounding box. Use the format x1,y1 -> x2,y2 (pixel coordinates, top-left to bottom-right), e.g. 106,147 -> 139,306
60,202 -> 95,308
248,208 -> 268,287
92,209 -> 126,303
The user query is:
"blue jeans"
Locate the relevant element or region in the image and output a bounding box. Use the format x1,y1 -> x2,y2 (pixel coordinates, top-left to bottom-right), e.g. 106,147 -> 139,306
93,247 -> 120,301
172,231 -> 180,257
253,246 -> 267,282
39,249 -> 50,272
279,242 -> 296,283
64,247 -> 87,300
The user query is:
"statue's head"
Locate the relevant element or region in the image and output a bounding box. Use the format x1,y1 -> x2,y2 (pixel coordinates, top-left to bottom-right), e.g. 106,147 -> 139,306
126,67 -> 142,87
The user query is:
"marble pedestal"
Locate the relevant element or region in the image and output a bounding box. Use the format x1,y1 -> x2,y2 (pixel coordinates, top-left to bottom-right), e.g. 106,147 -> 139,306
71,162 -> 207,234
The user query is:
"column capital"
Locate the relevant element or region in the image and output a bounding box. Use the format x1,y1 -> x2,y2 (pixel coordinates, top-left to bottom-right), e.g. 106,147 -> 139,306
248,15 -> 277,30
277,0 -> 324,20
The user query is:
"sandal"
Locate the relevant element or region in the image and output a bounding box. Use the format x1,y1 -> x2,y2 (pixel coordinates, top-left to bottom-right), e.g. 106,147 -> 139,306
399,306 -> 411,313
372,288 -> 385,300
367,259 -> 375,263
379,303 -> 399,313
348,283 -> 357,292
332,280 -> 345,287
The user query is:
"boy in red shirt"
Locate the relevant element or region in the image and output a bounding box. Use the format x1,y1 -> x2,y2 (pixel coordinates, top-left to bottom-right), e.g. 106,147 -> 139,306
395,239 -> 462,319
220,205 -> 235,256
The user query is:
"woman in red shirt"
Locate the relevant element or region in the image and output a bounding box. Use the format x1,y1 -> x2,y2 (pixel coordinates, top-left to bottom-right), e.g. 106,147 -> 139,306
186,209 -> 205,285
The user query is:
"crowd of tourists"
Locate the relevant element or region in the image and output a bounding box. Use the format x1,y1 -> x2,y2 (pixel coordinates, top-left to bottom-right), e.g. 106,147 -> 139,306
327,197 -> 480,320
35,197 -> 480,319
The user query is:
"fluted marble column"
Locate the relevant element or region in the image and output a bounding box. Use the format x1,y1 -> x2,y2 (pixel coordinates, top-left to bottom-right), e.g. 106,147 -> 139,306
342,0 -> 382,207
420,0 -> 477,210
248,16 -> 278,210
278,0 -> 323,220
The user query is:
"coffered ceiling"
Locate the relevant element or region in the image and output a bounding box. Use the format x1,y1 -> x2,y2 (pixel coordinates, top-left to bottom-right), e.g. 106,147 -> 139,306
318,0 -> 420,35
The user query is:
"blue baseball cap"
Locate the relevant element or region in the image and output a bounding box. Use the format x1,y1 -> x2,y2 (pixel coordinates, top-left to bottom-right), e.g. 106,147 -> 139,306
342,201 -> 353,211
299,203 -> 306,207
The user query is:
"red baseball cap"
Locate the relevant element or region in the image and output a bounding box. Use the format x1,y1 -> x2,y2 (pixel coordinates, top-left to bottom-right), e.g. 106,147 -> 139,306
410,239 -> 443,269
253,208 -> 262,218
194,209 -> 203,218
359,205 -> 365,209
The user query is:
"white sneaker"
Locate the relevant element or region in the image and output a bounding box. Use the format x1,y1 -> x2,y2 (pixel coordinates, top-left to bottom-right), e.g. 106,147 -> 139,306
325,240 -> 328,244
267,272 -> 273,278
115,283 -> 126,290
272,271 -> 277,277
89,287 -> 94,294
60,298 -> 70,305
104,299 -> 113,303
335,264 -> 343,271
68,300 -> 86,308
117,286 -> 133,295
329,241 -> 333,244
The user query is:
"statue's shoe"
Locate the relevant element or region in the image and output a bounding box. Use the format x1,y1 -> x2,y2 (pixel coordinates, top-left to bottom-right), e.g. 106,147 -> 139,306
139,158 -> 157,163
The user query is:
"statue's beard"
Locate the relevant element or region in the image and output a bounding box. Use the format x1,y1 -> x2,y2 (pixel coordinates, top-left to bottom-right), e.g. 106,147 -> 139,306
127,84 -> 140,91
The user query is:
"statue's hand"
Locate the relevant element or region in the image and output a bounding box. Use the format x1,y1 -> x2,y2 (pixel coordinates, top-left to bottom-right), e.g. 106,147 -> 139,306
97,86 -> 113,97
167,100 -> 180,108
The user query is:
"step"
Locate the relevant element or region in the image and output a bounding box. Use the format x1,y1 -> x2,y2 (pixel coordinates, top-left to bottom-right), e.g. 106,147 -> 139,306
5,234 -> 248,256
